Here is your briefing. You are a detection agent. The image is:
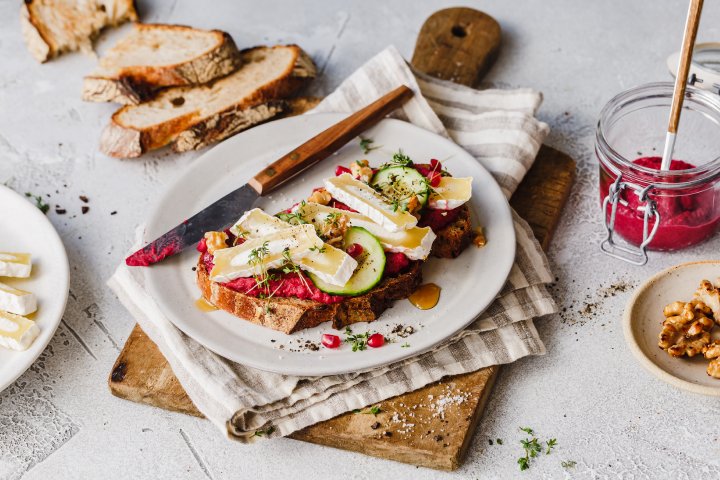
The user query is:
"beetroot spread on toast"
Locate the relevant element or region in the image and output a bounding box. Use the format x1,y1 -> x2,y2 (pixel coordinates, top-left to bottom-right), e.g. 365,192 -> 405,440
199,154 -> 474,308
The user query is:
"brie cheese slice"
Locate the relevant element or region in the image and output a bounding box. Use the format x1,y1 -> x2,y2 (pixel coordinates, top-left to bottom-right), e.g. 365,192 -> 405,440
0,310 -> 39,351
228,208 -> 357,286
324,174 -> 418,232
0,253 -> 32,278
296,203 -> 436,260
0,281 -> 37,315
210,224 -> 324,283
229,208 -> 289,238
428,177 -> 473,210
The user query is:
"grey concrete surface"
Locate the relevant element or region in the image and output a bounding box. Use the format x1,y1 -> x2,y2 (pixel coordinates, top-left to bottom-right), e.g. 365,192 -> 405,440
2,0 -> 720,478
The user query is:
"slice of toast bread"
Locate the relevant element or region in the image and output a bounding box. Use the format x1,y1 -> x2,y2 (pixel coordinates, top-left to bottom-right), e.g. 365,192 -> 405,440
197,258 -> 423,335
82,23 -> 242,105
197,205 -> 473,334
100,45 -> 316,158
21,0 -> 138,63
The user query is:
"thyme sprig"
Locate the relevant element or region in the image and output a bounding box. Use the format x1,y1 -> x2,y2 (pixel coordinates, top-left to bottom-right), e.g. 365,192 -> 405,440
359,137 -> 381,154
344,327 -> 372,352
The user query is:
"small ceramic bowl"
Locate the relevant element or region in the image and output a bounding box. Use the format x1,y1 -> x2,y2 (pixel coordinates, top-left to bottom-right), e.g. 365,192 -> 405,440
623,260 -> 720,396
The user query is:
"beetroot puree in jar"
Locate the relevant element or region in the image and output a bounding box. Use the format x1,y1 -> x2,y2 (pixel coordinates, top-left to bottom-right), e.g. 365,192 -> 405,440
600,156 -> 720,250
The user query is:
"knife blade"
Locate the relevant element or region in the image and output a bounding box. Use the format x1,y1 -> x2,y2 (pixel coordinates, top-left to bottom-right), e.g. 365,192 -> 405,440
126,85 -> 414,266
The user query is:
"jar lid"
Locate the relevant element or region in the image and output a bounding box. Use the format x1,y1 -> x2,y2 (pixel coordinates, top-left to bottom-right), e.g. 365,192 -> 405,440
667,42 -> 720,95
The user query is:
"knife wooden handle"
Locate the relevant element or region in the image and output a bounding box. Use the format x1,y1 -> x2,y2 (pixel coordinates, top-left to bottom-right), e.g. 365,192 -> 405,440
248,85 -> 414,195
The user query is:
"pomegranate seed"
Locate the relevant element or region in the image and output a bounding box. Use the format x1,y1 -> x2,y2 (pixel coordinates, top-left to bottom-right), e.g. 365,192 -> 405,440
322,334 -> 341,349
429,172 -> 442,187
367,333 -> 385,348
346,243 -> 364,258
430,158 -> 442,170
196,237 -> 208,253
335,165 -> 352,176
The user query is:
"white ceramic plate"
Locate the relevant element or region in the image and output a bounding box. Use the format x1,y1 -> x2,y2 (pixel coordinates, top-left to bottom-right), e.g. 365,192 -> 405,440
142,114 -> 515,376
0,186 -> 69,393
624,261 -> 720,396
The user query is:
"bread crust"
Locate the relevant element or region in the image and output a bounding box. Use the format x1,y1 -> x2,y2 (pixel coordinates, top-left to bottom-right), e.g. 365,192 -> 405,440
197,259 -> 423,335
82,24 -> 243,104
21,0 -> 138,63
101,45 -> 316,158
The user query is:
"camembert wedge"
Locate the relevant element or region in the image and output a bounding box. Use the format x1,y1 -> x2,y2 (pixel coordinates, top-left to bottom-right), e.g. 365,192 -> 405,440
0,310 -> 39,351
428,177 -> 473,210
0,281 -> 37,316
229,208 -> 357,286
210,224 -> 325,283
295,203 -> 436,260
0,253 -> 32,278
324,174 -> 418,232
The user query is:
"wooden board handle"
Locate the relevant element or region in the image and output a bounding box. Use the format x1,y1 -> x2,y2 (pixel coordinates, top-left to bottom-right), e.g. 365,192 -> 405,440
412,7 -> 501,87
248,85 -> 414,195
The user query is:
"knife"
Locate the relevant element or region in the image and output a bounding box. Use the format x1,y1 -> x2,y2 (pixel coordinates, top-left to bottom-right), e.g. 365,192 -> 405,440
126,85 -> 414,266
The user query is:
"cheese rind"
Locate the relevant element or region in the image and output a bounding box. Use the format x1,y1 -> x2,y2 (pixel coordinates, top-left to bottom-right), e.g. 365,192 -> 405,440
210,224 -> 325,283
296,203 -> 436,260
0,281 -> 37,315
428,177 -> 473,210
0,253 -> 32,278
324,174 -> 418,232
0,310 -> 40,351
228,208 -> 357,286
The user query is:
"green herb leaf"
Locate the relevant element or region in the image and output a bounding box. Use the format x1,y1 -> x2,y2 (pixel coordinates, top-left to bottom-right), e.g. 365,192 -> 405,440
25,192 -> 49,214
496,438 -> 503,445
561,460 -> 577,469
353,405 -> 381,415
253,426 -> 275,437
359,137 -> 380,154
546,438 -> 557,454
520,427 -> 534,435
518,457 -> 530,471
344,327 -> 372,352
401,342 -> 410,348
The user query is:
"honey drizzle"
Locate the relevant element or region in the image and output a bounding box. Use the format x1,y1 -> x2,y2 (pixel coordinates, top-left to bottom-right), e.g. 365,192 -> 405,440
408,283 -> 441,310
195,297 -> 218,312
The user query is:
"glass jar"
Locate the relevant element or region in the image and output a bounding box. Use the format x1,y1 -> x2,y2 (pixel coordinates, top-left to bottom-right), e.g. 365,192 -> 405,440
596,82 -> 720,265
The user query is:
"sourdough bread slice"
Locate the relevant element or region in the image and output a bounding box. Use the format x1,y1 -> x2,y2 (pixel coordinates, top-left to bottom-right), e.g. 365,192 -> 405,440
21,0 -> 138,63
82,23 -> 242,105
196,205 -> 474,334
197,259 -> 423,335
100,45 -> 316,158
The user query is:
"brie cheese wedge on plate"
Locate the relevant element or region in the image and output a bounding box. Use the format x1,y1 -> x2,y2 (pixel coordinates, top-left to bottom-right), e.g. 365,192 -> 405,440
210,224 -> 325,283
295,202 -> 436,260
0,252 -> 32,278
428,177 -> 473,210
0,310 -> 40,351
229,208 -> 357,286
0,281 -> 37,315
324,174 -> 418,232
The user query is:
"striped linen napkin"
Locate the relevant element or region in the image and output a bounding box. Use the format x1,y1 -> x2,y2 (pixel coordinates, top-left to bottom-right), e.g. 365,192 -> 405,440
108,45 -> 557,441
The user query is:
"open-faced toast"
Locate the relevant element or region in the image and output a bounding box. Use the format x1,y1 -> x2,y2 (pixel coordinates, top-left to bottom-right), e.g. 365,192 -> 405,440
82,23 -> 242,105
196,203 -> 473,335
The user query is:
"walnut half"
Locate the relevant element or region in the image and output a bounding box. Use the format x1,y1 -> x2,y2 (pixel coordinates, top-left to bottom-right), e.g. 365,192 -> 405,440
658,301 -> 713,358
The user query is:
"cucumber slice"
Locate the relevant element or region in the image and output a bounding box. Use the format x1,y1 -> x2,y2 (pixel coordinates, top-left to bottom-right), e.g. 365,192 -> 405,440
309,226 -> 386,296
370,166 -> 430,208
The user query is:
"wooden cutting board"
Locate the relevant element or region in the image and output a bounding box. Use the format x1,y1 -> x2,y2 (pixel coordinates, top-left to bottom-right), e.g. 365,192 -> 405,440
108,7 -> 575,471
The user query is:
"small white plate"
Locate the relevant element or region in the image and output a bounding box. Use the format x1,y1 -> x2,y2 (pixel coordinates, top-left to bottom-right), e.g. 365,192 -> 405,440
141,114 -> 516,376
624,260 -> 720,396
0,186 -> 69,393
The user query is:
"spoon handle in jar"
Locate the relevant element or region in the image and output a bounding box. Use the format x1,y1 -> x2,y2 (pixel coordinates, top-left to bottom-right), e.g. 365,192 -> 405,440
662,0 -> 704,171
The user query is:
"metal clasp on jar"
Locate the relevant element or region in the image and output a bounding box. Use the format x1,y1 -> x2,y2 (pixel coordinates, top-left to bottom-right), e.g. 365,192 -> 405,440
600,174 -> 661,266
